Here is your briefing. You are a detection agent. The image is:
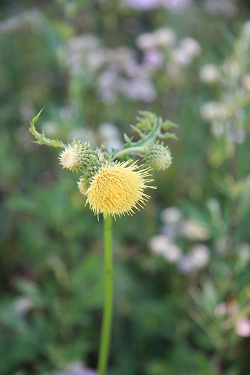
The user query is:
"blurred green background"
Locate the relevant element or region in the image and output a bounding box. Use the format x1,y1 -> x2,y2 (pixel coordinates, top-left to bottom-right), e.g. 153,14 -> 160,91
1,0 -> 250,374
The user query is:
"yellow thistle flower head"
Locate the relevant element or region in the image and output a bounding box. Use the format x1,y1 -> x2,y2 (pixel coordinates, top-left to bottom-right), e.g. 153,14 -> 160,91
143,143 -> 172,171
86,161 -> 155,218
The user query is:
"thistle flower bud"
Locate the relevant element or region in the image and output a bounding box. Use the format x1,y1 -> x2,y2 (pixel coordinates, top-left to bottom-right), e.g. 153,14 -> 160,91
143,143 -> 172,171
78,176 -> 89,196
59,141 -> 101,174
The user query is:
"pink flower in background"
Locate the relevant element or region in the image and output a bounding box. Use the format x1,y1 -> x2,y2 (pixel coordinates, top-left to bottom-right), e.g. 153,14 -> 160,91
124,0 -> 190,10
143,49 -> 164,68
235,317 -> 250,337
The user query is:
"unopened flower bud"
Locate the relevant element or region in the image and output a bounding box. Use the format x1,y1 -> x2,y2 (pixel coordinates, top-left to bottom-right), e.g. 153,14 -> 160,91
78,177 -> 89,195
59,141 -> 101,174
143,143 -> 172,171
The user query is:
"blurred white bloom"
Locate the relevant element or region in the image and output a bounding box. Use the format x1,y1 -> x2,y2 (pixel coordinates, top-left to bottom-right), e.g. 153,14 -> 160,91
19,100 -> 35,122
43,122 -> 59,137
13,297 -> 33,316
178,244 -> 210,273
242,74 -> 250,92
60,106 -> 74,120
148,235 -> 182,263
99,122 -> 120,139
211,121 -> 224,137
222,60 -> 241,80
204,0 -> 237,17
137,27 -> 175,50
179,37 -> 201,58
180,219 -> 209,240
67,34 -> 101,53
241,20 -> 250,43
200,101 -> 230,122
235,317 -> 250,337
199,64 -> 221,83
189,244 -> 210,267
58,362 -> 97,375
106,47 -> 135,68
97,70 -> 120,103
153,27 -> 176,47
171,48 -> 192,65
124,0 -> 161,10
171,38 -> 200,66
148,234 -> 169,254
161,206 -> 183,224
238,243 -> 250,261
214,302 -> 227,317
99,122 -> 123,150
66,34 -> 104,76
68,128 -> 96,145
136,33 -> 158,50
121,78 -> 156,102
162,0 -> 191,10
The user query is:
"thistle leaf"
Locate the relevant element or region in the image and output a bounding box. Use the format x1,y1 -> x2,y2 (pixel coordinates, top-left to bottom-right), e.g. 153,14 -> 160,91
29,108 -> 65,148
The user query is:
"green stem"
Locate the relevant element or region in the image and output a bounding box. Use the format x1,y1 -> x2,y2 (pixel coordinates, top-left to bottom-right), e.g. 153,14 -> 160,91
113,146 -> 146,159
98,215 -> 113,375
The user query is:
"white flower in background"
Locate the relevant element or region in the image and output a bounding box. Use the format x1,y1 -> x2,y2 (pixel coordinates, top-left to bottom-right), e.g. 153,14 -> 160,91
136,33 -> 159,50
204,0 -> 237,17
189,244 -> 210,268
199,64 -> 221,83
42,121 -> 60,137
179,37 -> 201,58
162,0 -> 191,10
124,0 -> 161,10
99,122 -> 123,151
200,101 -> 230,122
178,244 -> 210,273
13,297 -> 33,316
106,47 -> 135,68
67,34 -> 101,52
214,302 -> 228,317
161,206 -> 183,224
238,243 -> 250,261
153,27 -> 176,47
241,74 -> 250,92
136,27 -> 176,50
148,235 -> 182,263
171,48 -> 192,65
97,70 -> 120,103
235,317 -> 250,337
222,60 -> 241,80
58,362 -> 97,375
180,219 -> 210,240
121,78 -> 156,102
68,128 -> 96,146
210,121 -> 224,137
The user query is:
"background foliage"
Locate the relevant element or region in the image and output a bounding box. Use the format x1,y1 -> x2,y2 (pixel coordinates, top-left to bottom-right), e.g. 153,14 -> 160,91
1,1 -> 250,374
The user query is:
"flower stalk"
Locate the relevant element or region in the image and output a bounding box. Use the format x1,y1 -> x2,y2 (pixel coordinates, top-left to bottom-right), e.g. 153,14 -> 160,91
98,215 -> 113,375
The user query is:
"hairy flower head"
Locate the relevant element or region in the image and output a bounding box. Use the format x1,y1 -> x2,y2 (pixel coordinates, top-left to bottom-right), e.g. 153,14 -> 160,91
59,141 -> 101,173
86,161 -> 155,217
143,143 -> 172,171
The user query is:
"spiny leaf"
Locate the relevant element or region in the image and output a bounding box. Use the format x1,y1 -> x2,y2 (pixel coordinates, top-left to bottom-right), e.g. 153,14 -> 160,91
29,109 -> 65,148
